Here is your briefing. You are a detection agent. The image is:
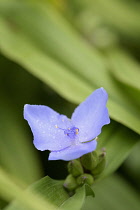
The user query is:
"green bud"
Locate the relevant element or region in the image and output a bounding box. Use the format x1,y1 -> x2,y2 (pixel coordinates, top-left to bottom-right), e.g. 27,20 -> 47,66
68,160 -> 84,177
77,173 -> 94,186
91,152 -> 106,176
63,174 -> 78,191
81,151 -> 98,170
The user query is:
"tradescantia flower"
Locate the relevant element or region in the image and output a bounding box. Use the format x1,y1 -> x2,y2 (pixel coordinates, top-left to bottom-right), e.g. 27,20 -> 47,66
24,88 -> 110,161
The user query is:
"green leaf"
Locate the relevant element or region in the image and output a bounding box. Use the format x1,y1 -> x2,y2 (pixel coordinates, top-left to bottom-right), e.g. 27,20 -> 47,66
6,176 -> 91,210
0,17 -> 92,103
0,95 -> 42,185
60,184 -> 94,210
0,168 -> 56,210
107,48 -> 140,91
0,0 -> 139,177
123,142 -> 140,188
97,121 -> 139,178
86,0 -> 140,42
82,174 -> 140,210
0,0 -> 139,134
29,176 -> 69,207
60,185 -> 86,210
84,184 -> 95,197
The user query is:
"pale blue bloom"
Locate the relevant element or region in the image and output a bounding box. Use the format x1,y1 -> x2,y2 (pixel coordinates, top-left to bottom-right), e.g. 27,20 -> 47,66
24,88 -> 110,161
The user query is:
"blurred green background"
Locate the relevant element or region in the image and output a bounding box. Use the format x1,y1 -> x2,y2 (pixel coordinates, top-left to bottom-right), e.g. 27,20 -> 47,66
0,0 -> 140,209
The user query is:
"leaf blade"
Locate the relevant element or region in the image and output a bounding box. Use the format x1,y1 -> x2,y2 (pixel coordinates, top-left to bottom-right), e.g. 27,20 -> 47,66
0,0 -> 139,135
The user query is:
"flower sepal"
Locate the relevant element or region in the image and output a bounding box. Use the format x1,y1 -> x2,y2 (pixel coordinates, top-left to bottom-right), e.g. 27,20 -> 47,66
77,173 -> 94,186
91,152 -> 106,177
67,159 -> 84,177
63,174 -> 78,192
80,151 -> 98,170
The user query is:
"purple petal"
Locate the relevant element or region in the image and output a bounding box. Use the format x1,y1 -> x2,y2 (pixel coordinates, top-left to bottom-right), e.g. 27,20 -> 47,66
24,104 -> 73,151
71,88 -> 110,142
49,140 -> 97,161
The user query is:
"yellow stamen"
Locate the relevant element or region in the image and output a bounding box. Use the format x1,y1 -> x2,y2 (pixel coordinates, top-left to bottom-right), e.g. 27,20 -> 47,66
75,129 -> 79,134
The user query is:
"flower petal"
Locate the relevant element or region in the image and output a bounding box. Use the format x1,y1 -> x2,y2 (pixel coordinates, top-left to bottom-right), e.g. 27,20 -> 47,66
71,88 -> 110,142
49,140 -> 97,161
24,104 -> 72,151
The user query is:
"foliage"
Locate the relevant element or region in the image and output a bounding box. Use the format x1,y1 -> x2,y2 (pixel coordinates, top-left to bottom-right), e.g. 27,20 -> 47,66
0,0 -> 140,209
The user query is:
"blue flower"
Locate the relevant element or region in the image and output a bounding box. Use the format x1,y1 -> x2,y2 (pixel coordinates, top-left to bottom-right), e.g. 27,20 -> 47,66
24,88 -> 110,161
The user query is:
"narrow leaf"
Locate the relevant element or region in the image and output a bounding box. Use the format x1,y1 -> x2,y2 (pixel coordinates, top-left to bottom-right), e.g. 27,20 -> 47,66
0,95 -> 42,185
107,48 -> 140,91
6,176 -> 89,210
82,174 -> 140,210
0,168 -> 56,210
97,121 -> 139,178
0,0 -> 139,134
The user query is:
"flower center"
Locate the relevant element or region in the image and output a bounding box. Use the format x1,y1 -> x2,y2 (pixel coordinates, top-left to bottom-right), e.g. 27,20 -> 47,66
64,127 -> 79,139
55,125 -> 79,139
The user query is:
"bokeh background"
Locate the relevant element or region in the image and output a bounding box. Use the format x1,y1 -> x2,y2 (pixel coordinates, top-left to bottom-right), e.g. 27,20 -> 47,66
0,0 -> 140,209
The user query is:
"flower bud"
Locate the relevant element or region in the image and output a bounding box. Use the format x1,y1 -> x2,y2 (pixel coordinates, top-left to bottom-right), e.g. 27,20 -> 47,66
63,174 -> 78,191
67,160 -> 84,177
91,152 -> 106,176
81,151 -> 98,170
77,173 -> 94,186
